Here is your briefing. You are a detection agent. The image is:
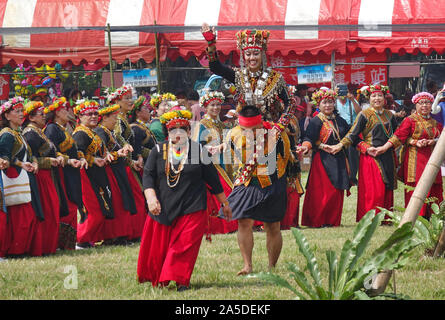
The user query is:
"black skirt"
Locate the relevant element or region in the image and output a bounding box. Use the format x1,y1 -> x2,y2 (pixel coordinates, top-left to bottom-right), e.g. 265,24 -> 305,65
219,175 -> 287,223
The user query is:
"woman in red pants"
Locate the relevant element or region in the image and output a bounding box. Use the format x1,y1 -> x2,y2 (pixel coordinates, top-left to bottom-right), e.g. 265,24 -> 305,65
299,88 -> 352,227
331,84 -> 397,222
44,97 -> 88,250
376,92 -> 443,219
137,107 -> 232,291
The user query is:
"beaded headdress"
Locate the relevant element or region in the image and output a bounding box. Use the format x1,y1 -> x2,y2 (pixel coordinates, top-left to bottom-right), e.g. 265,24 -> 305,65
412,92 -> 434,104
236,29 -> 270,51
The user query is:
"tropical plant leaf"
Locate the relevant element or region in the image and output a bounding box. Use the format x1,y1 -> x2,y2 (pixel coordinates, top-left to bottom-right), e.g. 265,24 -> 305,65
291,228 -> 322,287
354,290 -> 371,300
287,262 -> 318,300
349,211 -> 384,272
431,203 -> 440,215
247,272 -> 304,298
346,224 -> 418,294
326,250 -> 337,294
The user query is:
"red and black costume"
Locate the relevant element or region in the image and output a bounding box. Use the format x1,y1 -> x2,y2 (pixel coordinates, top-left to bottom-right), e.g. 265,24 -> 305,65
341,107 -> 398,221
301,113 -> 351,227
44,122 -> 84,250
388,113 -> 443,218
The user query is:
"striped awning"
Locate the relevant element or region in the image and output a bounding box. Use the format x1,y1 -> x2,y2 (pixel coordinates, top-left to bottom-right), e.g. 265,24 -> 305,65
0,0 -> 444,66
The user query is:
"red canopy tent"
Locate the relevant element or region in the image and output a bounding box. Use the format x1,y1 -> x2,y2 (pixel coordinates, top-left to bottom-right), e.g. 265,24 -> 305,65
0,0 -> 444,66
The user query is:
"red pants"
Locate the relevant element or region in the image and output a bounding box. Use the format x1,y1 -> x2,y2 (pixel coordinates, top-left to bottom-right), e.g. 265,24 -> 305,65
3,167 -> 41,256
357,154 -> 393,222
405,182 -> 443,219
301,153 -> 344,227
137,210 -> 206,287
0,210 -> 8,257
281,187 -> 300,229
35,169 -> 60,255
205,173 -> 238,237
77,169 -> 106,244
103,166 -> 131,240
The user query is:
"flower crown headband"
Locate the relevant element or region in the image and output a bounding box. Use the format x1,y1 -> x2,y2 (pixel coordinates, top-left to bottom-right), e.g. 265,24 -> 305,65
106,85 -> 133,104
160,108 -> 192,129
74,99 -> 99,116
98,104 -> 120,117
24,100 -> 45,117
44,97 -> 68,114
311,88 -> 338,106
199,91 -> 225,108
0,97 -> 25,116
150,92 -> 177,108
360,84 -> 390,98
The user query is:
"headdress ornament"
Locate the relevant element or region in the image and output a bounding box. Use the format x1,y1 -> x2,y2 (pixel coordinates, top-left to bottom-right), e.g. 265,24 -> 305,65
0,97 -> 25,116
44,96 -> 68,114
236,29 -> 270,51
73,99 -> 99,116
412,92 -> 434,104
98,104 -> 120,116
24,100 -> 45,117
106,85 -> 133,104
199,91 -> 225,108
159,106 -> 192,129
311,88 -> 338,106
361,84 -> 390,98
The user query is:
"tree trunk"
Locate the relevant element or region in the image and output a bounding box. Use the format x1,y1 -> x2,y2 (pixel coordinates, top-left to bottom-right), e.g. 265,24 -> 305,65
433,225 -> 445,258
369,128 -> 445,296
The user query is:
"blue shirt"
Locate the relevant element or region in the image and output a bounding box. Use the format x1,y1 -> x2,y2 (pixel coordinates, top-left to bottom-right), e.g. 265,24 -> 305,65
336,98 -> 357,125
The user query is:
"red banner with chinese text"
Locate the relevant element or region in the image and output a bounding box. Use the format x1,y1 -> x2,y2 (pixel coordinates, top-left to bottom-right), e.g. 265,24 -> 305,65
269,51 -> 388,87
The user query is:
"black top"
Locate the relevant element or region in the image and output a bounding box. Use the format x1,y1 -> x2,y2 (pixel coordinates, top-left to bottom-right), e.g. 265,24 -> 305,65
130,122 -> 156,161
143,140 -> 223,226
94,125 -> 137,215
44,122 -> 84,211
342,109 -> 398,190
23,124 -> 70,218
304,115 -> 351,190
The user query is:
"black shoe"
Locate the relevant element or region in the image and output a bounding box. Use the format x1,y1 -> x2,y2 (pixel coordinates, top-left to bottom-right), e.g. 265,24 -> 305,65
177,285 -> 190,292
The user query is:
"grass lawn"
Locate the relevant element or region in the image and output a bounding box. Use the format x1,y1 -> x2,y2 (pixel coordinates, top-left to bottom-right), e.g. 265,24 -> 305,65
0,172 -> 444,300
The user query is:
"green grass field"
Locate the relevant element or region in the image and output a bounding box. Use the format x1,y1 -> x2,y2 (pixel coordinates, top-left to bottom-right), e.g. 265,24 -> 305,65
0,172 -> 444,300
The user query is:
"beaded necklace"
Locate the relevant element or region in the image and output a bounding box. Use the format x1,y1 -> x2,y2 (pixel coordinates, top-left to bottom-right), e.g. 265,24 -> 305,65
372,107 -> 393,139
165,140 -> 189,188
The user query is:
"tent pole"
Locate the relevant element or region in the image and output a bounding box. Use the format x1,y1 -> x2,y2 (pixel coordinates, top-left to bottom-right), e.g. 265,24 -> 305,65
331,51 -> 336,89
369,127 -> 445,295
107,23 -> 115,89
154,20 -> 162,93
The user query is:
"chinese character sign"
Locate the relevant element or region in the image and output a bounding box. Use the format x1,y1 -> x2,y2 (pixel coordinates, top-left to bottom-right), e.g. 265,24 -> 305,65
270,52 -> 387,86
297,65 -> 333,84
123,69 -> 157,87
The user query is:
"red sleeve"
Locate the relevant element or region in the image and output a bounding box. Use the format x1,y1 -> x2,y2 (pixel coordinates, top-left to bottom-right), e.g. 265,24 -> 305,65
393,117 -> 414,145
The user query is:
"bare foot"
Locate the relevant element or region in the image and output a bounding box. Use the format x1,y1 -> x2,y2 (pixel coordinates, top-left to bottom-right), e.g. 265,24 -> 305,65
237,267 -> 253,276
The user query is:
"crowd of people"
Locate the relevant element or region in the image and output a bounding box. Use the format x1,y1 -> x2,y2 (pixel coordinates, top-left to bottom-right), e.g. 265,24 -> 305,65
0,23 -> 444,292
